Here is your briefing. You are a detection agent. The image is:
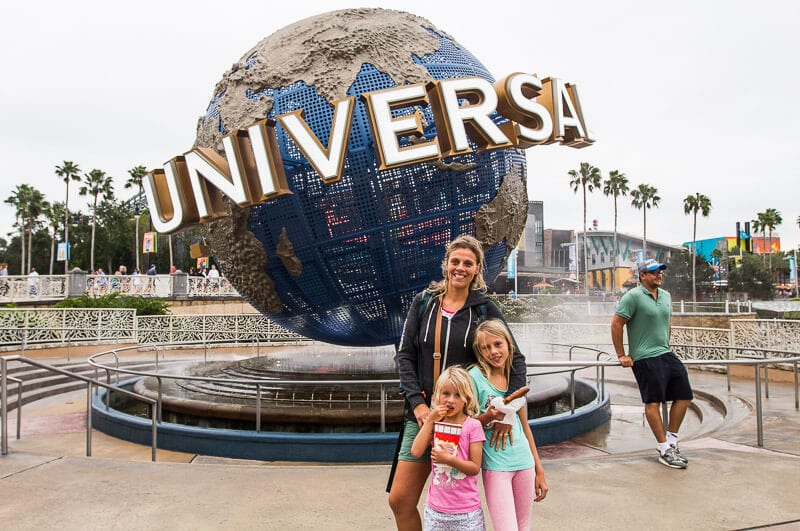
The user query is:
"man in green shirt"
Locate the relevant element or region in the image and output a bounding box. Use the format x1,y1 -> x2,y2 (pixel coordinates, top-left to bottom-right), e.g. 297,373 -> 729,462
611,259 -> 694,469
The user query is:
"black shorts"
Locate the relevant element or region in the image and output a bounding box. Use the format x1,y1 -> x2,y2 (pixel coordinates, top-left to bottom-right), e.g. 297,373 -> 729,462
632,352 -> 694,404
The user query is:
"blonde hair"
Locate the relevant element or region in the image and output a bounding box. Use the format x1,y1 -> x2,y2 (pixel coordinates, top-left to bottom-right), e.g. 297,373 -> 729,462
428,235 -> 487,294
472,319 -> 515,382
432,366 -> 480,417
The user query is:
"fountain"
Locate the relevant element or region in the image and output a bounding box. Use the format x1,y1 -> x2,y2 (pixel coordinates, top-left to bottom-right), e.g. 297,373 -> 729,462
91,345 -> 611,462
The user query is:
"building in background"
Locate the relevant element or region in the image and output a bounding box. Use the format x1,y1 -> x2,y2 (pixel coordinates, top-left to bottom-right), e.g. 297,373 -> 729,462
492,203 -> 681,294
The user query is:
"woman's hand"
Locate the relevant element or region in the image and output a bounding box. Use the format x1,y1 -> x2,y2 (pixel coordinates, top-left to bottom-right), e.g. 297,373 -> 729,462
413,403 -> 430,427
489,422 -> 514,450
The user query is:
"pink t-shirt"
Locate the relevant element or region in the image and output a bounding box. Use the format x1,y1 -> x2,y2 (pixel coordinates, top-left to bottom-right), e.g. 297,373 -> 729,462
426,416 -> 486,514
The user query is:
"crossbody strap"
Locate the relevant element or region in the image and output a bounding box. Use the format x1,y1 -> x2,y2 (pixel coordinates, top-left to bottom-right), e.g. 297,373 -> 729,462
432,294 -> 444,384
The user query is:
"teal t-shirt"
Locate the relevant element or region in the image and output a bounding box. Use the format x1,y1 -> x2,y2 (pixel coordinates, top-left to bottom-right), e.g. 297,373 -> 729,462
615,285 -> 672,361
468,366 -> 534,471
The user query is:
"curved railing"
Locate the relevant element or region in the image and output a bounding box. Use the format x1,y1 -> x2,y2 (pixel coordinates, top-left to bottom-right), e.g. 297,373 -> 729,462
0,354 -> 158,460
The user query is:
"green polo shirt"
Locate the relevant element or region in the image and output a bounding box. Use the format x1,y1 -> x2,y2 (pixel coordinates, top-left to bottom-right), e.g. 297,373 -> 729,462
615,284 -> 672,361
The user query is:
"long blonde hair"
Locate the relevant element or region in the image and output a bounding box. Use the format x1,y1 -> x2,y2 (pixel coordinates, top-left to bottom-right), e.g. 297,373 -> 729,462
472,319 -> 515,382
427,235 -> 487,294
432,366 -> 480,417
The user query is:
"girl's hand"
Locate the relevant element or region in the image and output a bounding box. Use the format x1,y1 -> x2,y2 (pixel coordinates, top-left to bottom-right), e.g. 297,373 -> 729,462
486,405 -> 506,422
430,442 -> 454,465
534,471 -> 548,502
425,405 -> 448,424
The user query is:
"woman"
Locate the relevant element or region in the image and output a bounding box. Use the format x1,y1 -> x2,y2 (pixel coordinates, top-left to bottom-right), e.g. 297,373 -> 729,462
389,235 -> 528,531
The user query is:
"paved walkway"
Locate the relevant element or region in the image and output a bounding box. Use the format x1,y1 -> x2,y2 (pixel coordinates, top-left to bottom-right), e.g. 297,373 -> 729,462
1,352 -> 799,530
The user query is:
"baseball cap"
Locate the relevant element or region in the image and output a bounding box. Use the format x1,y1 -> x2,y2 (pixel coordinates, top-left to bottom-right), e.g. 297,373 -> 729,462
637,259 -> 667,275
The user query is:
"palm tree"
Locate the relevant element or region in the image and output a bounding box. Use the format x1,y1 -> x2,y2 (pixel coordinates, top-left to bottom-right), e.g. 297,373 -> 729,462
45,202 -> 66,274
568,162 -> 602,295
603,170 -> 629,293
79,169 -> 114,271
763,208 -> 782,275
5,184 -> 48,274
55,161 -> 81,272
125,165 -> 148,271
630,183 -> 661,258
683,193 -> 712,303
5,186 -> 27,273
752,210 -> 769,263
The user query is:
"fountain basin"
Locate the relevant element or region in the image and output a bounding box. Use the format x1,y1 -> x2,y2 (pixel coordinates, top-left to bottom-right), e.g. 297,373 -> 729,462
92,377 -> 611,462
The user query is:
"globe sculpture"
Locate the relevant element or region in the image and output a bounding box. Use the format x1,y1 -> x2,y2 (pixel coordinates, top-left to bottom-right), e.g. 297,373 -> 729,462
195,8 -> 528,346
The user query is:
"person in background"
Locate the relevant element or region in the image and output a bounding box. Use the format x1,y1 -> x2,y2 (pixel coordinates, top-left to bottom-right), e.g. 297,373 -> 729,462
28,267 -> 39,295
611,259 -> 694,469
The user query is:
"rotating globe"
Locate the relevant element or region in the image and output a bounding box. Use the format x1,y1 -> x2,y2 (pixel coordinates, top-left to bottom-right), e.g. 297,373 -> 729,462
194,8 -> 528,346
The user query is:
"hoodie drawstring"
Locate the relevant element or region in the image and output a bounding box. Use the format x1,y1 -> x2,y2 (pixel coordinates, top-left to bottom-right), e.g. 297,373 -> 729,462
463,307 -> 473,347
422,298 -> 436,343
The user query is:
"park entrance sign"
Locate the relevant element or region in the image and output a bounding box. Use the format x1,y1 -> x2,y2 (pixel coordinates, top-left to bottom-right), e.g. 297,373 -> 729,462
143,8 -> 592,346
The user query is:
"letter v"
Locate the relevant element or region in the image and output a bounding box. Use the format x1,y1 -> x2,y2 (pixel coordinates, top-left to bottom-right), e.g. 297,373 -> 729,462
277,96 -> 355,184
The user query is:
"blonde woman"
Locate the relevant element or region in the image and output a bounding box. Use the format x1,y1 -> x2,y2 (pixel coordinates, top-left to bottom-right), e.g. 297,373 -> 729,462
389,235 -> 527,531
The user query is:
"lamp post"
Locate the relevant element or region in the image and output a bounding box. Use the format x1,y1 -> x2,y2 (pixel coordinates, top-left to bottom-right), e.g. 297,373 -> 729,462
134,208 -> 141,271
64,211 -> 69,274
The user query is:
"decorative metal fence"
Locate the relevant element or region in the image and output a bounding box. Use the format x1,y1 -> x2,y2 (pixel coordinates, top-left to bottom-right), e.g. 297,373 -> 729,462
186,276 -> 240,298
0,275 -> 67,302
135,314 -> 308,345
2,310 -> 799,362
0,308 -> 136,347
731,319 -> 800,354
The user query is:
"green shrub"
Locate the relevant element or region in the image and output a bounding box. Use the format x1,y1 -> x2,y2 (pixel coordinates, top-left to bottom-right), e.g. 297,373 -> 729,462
56,293 -> 169,316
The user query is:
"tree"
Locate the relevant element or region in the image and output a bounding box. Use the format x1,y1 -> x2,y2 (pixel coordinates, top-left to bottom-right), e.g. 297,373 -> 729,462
752,212 -> 767,263
630,183 -> 660,257
45,201 -> 66,274
79,169 -> 114,271
5,186 -> 27,274
662,250 -> 715,300
763,208 -> 782,275
683,193 -> 712,303
5,184 -> 48,274
125,165 -> 148,271
728,252 -> 773,300
568,162 -> 602,294
603,170 -> 629,293
55,161 -> 82,272
94,198 -> 137,273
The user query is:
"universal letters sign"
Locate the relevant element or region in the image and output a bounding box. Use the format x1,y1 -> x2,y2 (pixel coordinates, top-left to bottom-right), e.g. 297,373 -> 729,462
144,73 -> 592,234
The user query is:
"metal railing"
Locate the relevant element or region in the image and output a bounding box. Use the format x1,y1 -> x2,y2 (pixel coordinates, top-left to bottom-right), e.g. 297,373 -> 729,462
1,354 -> 158,460
528,347 -> 800,447
1,339 -> 797,460
87,345 -> 401,433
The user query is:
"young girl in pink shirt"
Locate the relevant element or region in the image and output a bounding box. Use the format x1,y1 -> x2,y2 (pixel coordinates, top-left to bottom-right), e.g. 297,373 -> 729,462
411,366 -> 486,530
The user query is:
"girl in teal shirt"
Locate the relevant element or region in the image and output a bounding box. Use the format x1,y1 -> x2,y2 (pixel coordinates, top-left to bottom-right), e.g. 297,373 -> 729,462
470,320 -> 548,531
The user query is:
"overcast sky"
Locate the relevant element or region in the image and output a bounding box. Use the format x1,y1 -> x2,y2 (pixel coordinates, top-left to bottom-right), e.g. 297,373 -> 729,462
2,0 -> 798,252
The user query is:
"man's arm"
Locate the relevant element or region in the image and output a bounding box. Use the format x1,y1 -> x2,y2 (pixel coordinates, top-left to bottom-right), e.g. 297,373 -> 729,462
611,314 -> 633,368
